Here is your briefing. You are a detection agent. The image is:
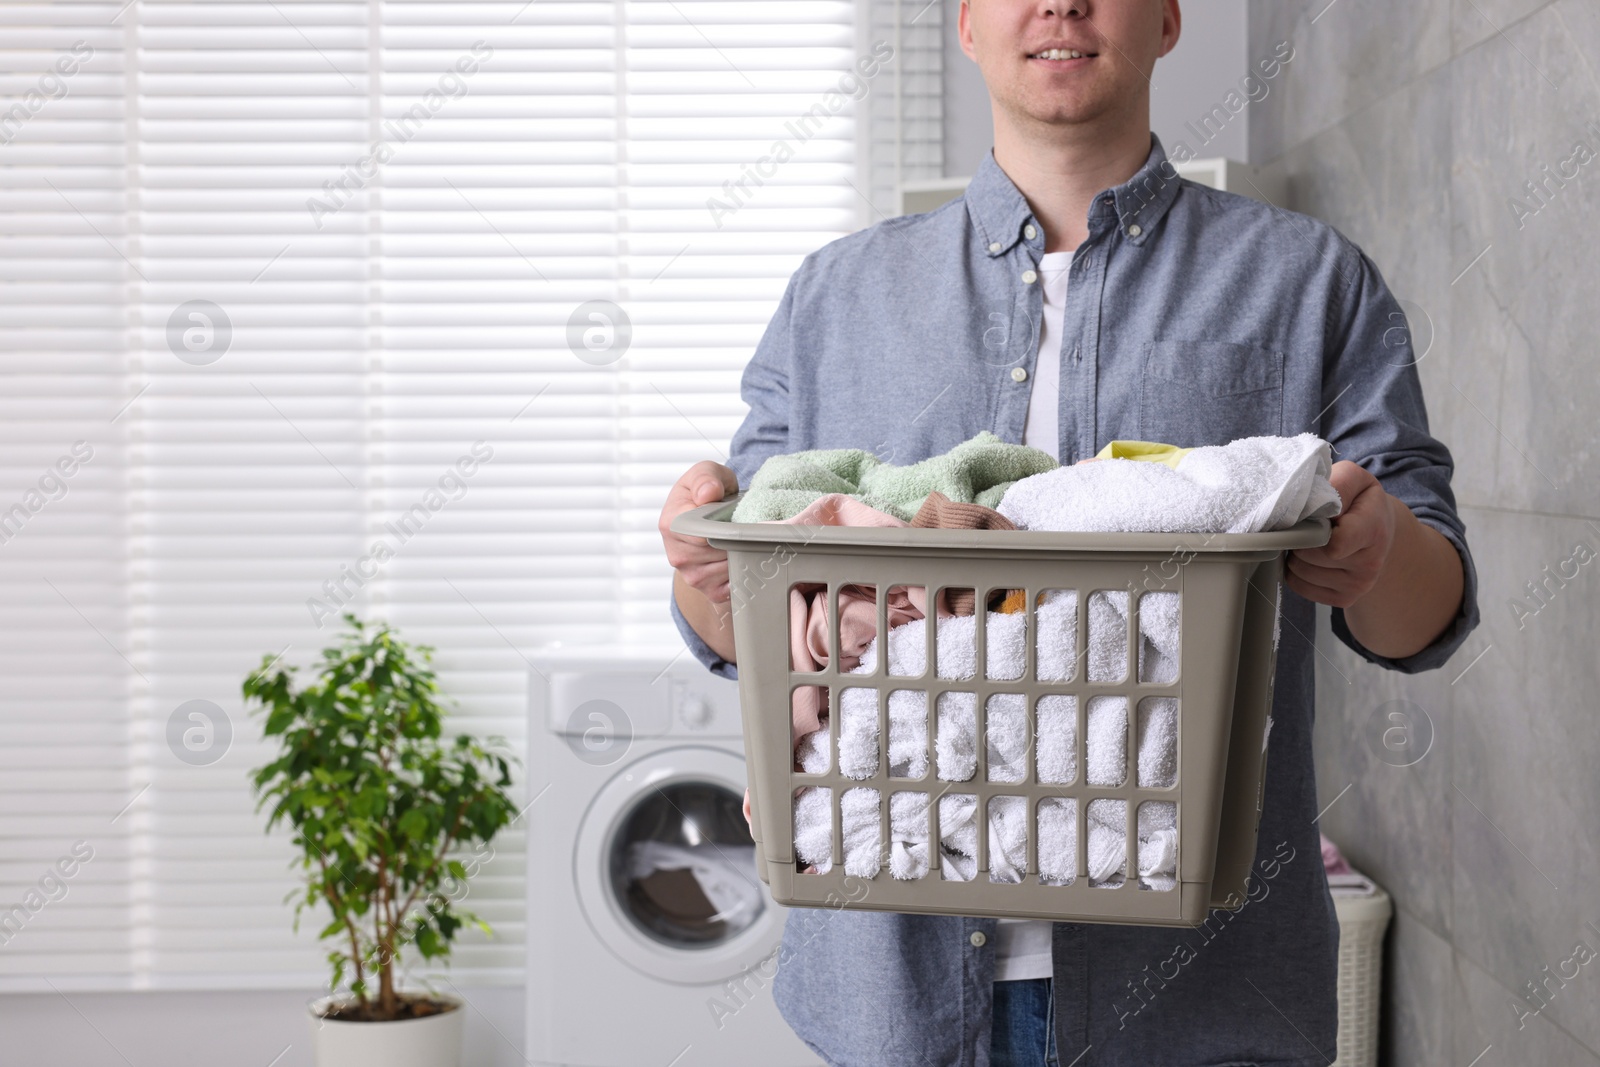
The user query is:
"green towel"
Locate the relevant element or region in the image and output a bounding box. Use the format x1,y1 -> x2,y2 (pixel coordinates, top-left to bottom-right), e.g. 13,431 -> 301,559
731,431 -> 1060,523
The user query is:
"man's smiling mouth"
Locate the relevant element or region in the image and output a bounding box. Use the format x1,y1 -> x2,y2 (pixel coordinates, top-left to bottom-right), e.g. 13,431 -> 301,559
1027,49 -> 1097,61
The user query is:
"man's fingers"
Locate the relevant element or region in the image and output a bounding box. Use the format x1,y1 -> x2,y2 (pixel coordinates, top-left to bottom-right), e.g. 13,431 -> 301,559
679,558 -> 732,602
1327,460 -> 1377,515
1284,569 -> 1349,607
662,462 -> 738,545
1290,544 -> 1332,569
1295,524 -> 1359,567
1286,555 -> 1347,588
685,462 -> 739,505
1319,483 -> 1384,563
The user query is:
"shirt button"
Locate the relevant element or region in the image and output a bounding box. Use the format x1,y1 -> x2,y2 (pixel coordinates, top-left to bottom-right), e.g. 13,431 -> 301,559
970,931 -> 988,947
1010,367 -> 1027,383
1021,269 -> 1038,284
1127,223 -> 1143,237
1024,224 -> 1037,240
988,241 -> 1002,253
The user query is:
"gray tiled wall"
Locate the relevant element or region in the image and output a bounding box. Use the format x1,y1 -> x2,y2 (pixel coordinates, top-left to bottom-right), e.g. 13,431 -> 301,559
1250,1 -> 1600,1063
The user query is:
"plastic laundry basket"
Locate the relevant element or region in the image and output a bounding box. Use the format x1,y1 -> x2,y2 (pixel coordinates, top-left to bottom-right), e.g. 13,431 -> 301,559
672,494 -> 1329,926
1331,884 -> 1392,1067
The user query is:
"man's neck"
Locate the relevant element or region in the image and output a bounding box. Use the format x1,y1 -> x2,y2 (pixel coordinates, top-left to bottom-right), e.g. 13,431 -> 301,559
990,118 -> 1154,254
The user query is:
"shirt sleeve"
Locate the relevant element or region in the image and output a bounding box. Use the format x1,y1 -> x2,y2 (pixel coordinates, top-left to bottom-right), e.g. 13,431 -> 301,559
668,590 -> 738,681
666,258 -> 804,677
1319,240 -> 1481,674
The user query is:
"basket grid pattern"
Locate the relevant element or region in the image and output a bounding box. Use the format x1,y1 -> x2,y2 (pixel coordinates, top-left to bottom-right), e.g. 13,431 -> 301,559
790,579 -> 1185,891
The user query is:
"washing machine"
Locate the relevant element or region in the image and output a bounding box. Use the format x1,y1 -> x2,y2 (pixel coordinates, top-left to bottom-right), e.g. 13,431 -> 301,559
526,646 -> 822,1067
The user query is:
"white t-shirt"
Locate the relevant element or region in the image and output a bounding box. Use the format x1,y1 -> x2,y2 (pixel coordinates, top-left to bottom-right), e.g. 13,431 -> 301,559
1022,250 -> 1075,456
998,249 -> 1074,982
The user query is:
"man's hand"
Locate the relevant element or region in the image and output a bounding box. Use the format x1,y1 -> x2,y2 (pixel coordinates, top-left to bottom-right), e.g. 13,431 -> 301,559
1286,459 -> 1464,659
1284,460 -> 1398,609
660,460 -> 740,603
660,460 -> 741,664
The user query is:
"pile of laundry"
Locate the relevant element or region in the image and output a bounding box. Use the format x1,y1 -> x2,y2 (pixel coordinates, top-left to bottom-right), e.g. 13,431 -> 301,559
792,587 -> 1182,889
736,431 -> 1341,887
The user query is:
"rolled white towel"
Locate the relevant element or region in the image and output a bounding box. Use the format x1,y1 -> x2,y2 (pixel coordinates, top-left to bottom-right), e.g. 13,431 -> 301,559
789,559 -> 1187,890
937,793 -> 978,882
791,786 -> 888,879
1138,800 -> 1179,891
800,609 -> 1035,783
1086,695 -> 1129,787
793,786 -> 835,873
1084,797 -> 1180,889
839,787 -> 882,877
1137,697 -> 1178,788
997,433 -> 1342,534
1087,798 -> 1129,885
1136,591 -> 1181,684
983,693 -> 1029,783
796,724 -> 830,775
1088,590 -> 1129,683
985,795 -> 1030,884
1035,694 -> 1078,785
1035,588 -> 1079,681
888,790 -> 931,880
1036,797 -> 1078,885
792,787 -> 1168,888
935,692 -> 978,782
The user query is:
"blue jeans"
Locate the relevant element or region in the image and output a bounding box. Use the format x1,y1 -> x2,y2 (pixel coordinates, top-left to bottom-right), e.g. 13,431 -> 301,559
990,978 -> 1059,1067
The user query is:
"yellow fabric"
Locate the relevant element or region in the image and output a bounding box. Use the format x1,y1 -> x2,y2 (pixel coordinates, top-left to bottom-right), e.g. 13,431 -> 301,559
1093,439 -> 1193,469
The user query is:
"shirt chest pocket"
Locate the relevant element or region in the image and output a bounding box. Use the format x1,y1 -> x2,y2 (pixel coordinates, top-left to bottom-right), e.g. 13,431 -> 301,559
1137,340 -> 1285,447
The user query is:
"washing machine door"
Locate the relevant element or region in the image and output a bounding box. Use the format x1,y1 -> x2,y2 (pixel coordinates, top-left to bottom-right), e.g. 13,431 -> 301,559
574,745 -> 782,984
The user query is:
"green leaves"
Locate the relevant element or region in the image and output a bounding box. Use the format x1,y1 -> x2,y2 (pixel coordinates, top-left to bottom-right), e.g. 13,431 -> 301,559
397,808 -> 430,842
245,614 -> 519,1017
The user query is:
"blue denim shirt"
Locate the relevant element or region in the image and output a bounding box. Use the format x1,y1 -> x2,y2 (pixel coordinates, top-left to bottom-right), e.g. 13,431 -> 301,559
669,132 -> 1480,1067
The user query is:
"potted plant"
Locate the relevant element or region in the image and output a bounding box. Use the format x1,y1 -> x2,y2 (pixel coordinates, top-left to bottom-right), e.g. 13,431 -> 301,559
244,615 -> 517,1067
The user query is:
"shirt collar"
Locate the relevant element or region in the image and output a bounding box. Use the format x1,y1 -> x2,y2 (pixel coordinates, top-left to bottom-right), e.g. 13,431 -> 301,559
964,131 -> 1180,257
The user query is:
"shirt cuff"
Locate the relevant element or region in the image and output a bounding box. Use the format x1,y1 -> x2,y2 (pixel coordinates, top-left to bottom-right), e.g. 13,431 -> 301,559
1329,518 -> 1481,674
668,582 -> 739,681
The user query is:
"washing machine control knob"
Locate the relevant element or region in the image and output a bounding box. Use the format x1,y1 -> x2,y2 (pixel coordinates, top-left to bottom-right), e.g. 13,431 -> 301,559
677,692 -> 714,730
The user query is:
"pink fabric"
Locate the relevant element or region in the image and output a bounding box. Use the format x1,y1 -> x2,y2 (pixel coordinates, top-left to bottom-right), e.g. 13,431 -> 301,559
1320,834 -> 1353,875
775,493 -> 908,528
783,583 -> 965,746
757,495 -> 963,749
759,496 -> 909,747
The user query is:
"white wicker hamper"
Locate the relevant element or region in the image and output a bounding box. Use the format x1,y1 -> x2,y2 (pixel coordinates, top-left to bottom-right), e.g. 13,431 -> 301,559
1331,881 -> 1392,1067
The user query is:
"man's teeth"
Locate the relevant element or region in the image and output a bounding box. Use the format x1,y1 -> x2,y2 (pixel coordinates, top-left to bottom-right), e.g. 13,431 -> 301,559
1033,49 -> 1088,59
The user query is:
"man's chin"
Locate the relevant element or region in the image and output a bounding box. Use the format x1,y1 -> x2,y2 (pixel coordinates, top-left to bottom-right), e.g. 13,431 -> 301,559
1002,95 -> 1110,130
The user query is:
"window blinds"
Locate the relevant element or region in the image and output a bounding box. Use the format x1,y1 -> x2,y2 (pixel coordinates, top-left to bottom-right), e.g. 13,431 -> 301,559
0,0 -> 939,991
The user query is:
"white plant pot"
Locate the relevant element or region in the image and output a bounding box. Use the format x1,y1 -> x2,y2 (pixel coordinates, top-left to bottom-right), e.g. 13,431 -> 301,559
308,993 -> 464,1067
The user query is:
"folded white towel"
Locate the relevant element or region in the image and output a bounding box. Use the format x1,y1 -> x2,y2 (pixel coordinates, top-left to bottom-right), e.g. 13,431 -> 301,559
792,787 -> 1056,883
1081,798 -> 1179,889
996,433 -> 1342,534
793,585 -> 1183,889
794,787 -> 1177,889
793,786 -> 886,878
1036,797 -> 1078,884
889,790 -> 931,879
804,588 -> 1180,784
1137,697 -> 1178,788
1086,695 -> 1128,786
897,792 -> 1075,886
1036,695 -> 1077,785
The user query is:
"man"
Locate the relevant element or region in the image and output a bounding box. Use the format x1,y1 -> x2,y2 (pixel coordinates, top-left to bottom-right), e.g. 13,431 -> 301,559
659,1 -> 1478,1063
